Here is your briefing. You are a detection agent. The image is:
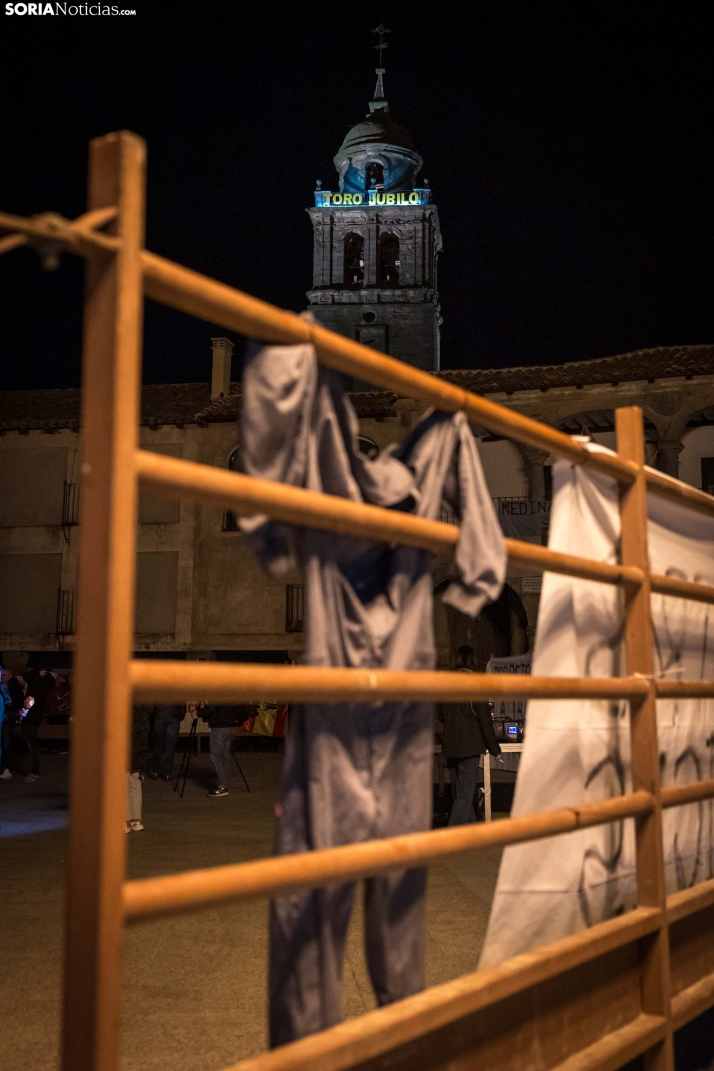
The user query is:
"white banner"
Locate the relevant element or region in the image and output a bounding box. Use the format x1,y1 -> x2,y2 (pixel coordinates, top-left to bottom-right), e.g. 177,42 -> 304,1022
179,702 -> 209,734
480,455 -> 714,968
487,652 -> 532,725
493,497 -> 551,545
486,653 -> 532,771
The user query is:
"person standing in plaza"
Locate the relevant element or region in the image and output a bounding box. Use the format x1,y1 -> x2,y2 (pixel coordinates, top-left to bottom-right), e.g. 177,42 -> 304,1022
0,669 -> 8,777
1,666 -> 25,777
126,705 -> 151,832
18,695 -> 41,782
203,704 -> 239,797
149,704 -> 184,781
1,667 -> 14,777
440,646 -> 502,825
23,667 -> 56,723
19,666 -> 56,780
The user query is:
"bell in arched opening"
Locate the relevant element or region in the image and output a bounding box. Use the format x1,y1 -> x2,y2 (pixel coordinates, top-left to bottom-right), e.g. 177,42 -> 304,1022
365,161 -> 385,190
378,233 -> 400,286
344,233 -> 364,288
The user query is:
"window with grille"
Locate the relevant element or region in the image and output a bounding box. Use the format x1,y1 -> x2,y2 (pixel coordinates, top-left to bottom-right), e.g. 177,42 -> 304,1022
285,584 -> 304,633
62,481 -> 80,543
56,588 -> 76,638
62,481 -> 80,526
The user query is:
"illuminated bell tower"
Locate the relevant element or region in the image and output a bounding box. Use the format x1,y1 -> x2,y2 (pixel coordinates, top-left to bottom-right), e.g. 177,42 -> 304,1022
307,26 -> 442,372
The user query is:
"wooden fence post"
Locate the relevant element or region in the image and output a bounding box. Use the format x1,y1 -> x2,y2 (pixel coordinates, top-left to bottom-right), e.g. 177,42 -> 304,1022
616,406 -> 674,1071
61,131 -> 146,1071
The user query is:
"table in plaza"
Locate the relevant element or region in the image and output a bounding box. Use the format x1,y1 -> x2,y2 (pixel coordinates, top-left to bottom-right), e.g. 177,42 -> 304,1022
483,741 -> 523,822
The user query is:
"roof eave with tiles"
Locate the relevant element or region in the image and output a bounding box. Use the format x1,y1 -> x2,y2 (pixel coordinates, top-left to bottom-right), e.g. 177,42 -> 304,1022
2,346 -> 714,432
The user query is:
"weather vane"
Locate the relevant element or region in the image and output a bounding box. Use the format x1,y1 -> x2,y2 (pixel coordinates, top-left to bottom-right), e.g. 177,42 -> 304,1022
372,23 -> 391,67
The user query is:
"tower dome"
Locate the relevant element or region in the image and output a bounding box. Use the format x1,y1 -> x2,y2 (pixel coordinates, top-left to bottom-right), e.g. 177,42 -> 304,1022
334,111 -> 423,196
333,26 -> 423,196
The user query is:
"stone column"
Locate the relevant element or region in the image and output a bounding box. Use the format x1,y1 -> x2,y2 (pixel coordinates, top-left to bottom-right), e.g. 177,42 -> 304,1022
414,215 -> 424,287
520,446 -> 550,499
365,219 -> 378,286
333,218 -> 345,286
657,439 -> 683,479
312,223 -> 324,286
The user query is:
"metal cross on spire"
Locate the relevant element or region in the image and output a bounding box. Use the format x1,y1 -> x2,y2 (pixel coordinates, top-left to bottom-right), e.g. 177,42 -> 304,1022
372,22 -> 390,67
370,23 -> 391,109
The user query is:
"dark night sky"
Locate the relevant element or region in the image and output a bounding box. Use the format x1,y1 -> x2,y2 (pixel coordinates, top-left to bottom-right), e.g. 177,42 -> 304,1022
1,5 -> 713,390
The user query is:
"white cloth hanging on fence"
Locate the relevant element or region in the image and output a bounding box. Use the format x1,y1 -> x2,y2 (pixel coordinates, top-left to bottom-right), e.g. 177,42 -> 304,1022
480,453 -> 714,969
239,338 -> 507,1044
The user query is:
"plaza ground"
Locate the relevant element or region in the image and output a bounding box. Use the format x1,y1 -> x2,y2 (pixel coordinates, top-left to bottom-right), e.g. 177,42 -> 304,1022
0,746 -> 504,1071
3,746 -> 713,1071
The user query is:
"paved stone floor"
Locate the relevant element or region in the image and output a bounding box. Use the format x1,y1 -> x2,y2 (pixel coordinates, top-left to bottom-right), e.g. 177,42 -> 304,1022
3,749 -> 713,1071
0,749 -> 504,1071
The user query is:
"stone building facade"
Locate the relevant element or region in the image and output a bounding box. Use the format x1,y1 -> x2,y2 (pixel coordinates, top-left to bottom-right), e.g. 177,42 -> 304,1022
2,341 -> 714,679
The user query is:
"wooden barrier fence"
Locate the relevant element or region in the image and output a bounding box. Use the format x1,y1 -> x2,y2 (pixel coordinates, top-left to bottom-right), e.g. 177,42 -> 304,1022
3,129 -> 714,1071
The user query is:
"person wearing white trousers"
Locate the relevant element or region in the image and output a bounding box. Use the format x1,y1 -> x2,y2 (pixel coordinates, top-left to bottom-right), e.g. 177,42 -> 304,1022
126,771 -> 143,832
126,704 -> 151,832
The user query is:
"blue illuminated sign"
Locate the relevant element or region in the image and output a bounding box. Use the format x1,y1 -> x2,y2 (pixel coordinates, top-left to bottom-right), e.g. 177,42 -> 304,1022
507,724 -> 519,738
314,189 -> 431,208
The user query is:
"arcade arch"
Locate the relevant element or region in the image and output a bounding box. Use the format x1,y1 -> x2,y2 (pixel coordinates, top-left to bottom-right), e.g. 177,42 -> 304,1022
434,579 -> 530,669
679,407 -> 714,490
555,409 -> 660,465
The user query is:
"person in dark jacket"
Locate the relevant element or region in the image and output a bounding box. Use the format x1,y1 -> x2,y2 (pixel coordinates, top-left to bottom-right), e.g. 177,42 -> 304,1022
1,666 -> 25,777
23,667 -> 56,721
149,704 -> 184,781
202,704 -> 243,797
20,668 -> 56,782
440,646 -> 501,825
18,696 -> 39,781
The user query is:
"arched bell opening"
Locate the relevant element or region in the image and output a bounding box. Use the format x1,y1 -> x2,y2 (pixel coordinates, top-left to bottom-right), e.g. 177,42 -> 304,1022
378,233 -> 400,286
365,161 -> 384,190
343,233 -> 364,288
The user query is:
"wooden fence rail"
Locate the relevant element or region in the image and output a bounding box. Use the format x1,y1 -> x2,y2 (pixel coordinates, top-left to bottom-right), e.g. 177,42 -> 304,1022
130,660 -> 653,704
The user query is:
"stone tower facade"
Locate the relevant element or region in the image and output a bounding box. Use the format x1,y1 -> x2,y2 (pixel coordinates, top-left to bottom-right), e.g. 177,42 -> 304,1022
306,68 -> 442,372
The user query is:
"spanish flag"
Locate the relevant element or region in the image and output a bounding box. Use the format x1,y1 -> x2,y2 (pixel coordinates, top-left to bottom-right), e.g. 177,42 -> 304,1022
241,701 -> 287,738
